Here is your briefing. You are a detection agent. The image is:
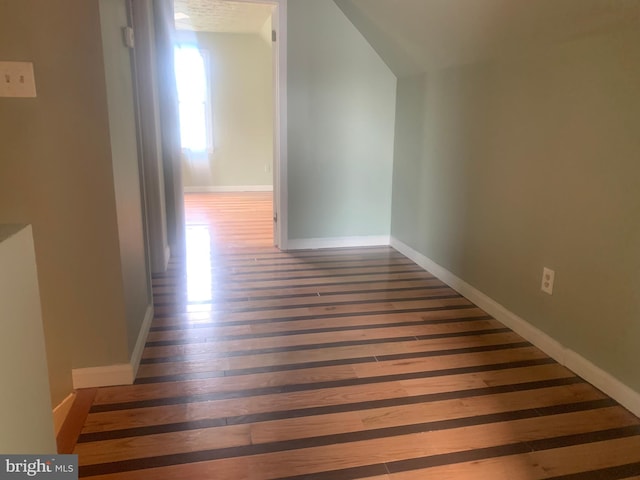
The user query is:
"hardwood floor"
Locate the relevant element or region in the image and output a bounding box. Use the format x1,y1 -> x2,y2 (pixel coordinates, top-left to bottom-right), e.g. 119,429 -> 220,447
74,192 -> 640,479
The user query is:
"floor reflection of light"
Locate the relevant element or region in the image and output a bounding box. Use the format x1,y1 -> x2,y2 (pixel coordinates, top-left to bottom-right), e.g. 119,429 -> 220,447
186,225 -> 213,313
183,311 -> 219,324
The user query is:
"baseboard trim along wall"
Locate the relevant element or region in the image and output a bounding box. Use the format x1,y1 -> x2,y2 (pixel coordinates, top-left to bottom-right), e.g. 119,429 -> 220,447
71,364 -> 133,389
131,304 -> 154,379
164,245 -> 171,271
52,392 -> 76,436
286,235 -> 390,251
184,185 -> 273,193
390,236 -> 640,418
71,304 -> 154,389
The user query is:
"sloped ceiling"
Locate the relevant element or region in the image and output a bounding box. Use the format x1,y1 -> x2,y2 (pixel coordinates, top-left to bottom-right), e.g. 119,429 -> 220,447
334,0 -> 640,76
174,0 -> 273,33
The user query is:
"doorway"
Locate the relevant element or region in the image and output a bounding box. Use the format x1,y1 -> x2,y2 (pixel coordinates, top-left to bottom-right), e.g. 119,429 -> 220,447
172,0 -> 283,250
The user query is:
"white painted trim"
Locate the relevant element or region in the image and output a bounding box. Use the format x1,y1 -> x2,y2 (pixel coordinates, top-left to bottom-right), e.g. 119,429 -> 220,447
564,350 -> 640,417
274,0 -> 288,250
71,304 -> 154,389
164,245 -> 171,270
72,364 -> 133,389
390,236 -> 640,417
287,235 -> 390,251
52,392 -> 76,436
183,185 -> 273,193
219,0 -> 287,250
130,304 -> 154,379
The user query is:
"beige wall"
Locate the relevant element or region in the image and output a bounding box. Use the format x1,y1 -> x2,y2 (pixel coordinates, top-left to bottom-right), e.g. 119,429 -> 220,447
0,0 -> 150,406
391,28 -> 640,393
176,31 -> 273,188
0,226 -> 56,453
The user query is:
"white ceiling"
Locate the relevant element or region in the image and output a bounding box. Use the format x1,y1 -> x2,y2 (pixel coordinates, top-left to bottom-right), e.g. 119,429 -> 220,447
335,0 -> 640,76
174,0 -> 273,33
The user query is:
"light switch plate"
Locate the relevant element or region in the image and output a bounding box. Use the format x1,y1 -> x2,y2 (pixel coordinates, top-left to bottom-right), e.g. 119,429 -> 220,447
0,61 -> 37,97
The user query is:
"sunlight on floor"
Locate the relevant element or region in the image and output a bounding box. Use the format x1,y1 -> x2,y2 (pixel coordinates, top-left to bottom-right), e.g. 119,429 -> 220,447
185,225 -> 213,312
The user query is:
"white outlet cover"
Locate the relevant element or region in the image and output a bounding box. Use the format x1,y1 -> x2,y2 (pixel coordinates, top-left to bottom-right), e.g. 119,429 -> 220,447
0,61 -> 37,98
541,267 -> 555,295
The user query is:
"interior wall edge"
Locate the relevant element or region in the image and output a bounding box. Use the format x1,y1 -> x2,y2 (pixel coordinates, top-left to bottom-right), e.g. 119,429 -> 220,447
52,392 -> 76,436
130,304 -> 155,379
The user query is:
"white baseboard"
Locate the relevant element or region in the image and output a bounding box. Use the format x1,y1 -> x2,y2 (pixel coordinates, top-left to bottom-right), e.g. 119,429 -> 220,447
52,392 -> 76,436
563,349 -> 640,418
164,245 -> 171,270
286,235 -> 390,251
184,185 -> 273,193
390,236 -> 640,417
130,304 -> 154,379
71,304 -> 154,389
72,364 -> 133,389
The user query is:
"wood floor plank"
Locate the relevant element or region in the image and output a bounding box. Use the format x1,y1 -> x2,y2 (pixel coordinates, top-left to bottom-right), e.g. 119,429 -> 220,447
359,382 -> 607,429
75,424 -> 251,465
135,331 -> 525,379
187,271 -> 437,291
150,264 -> 428,287
81,365 -> 577,435
153,296 -> 472,325
389,436 -> 640,480
529,436 -> 640,478
143,316 -> 500,348
250,382 -> 608,444
149,303 -> 484,330
94,345 -> 546,407
151,287 -> 458,317
152,278 -> 444,300
139,316 -> 500,360
79,407 -> 638,478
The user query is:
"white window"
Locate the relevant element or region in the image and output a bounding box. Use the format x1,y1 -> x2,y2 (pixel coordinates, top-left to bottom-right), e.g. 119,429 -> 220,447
174,44 -> 212,153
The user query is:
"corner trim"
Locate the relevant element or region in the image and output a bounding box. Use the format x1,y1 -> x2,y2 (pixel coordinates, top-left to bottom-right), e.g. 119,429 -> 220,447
183,185 -> 273,193
71,304 -> 154,389
52,392 -> 76,436
164,245 -> 171,270
286,235 -> 390,251
130,304 -> 154,379
390,236 -> 640,417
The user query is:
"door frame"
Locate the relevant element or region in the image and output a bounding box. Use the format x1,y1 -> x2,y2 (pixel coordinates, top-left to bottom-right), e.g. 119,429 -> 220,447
212,0 -> 288,249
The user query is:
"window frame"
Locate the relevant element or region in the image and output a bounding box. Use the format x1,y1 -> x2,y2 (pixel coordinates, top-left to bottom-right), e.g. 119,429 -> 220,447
174,44 -> 214,155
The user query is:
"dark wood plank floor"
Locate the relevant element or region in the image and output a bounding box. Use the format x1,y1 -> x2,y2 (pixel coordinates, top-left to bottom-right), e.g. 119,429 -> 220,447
74,192 -> 640,479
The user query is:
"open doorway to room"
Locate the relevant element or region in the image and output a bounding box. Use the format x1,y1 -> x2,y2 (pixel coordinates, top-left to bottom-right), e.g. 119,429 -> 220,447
173,0 -> 277,253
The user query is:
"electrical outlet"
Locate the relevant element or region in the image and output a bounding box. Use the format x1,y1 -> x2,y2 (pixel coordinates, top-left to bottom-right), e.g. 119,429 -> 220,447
0,61 -> 37,97
541,267 -> 555,295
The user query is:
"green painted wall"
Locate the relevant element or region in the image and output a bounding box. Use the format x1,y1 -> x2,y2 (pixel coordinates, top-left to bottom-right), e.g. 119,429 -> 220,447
0,226 -> 56,453
287,0 -> 396,240
99,0 -> 152,356
175,31 -> 274,189
391,29 -> 640,392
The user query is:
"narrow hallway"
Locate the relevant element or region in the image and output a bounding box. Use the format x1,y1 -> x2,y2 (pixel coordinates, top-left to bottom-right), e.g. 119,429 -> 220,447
70,193 -> 640,479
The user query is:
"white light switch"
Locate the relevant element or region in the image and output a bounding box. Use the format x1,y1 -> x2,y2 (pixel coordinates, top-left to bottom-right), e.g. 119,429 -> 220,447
0,62 -> 37,97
